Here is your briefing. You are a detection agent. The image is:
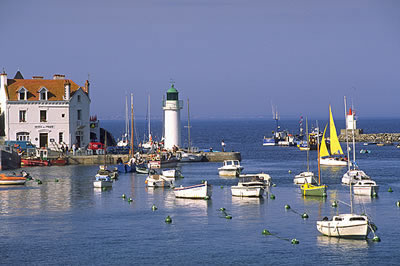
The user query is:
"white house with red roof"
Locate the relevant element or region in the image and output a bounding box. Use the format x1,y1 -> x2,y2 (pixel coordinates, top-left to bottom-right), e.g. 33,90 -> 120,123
0,70 -> 91,149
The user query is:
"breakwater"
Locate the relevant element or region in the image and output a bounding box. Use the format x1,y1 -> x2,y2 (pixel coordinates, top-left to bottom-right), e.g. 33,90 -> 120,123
66,151 -> 241,165
338,132 -> 400,143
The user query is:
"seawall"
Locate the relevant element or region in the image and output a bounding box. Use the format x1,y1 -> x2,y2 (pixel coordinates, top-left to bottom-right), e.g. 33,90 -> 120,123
338,133 -> 400,143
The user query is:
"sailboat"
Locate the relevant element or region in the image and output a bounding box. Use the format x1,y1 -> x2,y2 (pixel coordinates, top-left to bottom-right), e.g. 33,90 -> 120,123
341,99 -> 377,195
142,94 -> 154,151
300,122 -> 327,197
319,105 -> 348,166
294,118 -> 316,185
117,96 -> 130,148
179,98 -> 203,162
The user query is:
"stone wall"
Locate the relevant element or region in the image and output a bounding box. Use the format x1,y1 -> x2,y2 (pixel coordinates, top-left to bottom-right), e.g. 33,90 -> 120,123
338,133 -> 400,143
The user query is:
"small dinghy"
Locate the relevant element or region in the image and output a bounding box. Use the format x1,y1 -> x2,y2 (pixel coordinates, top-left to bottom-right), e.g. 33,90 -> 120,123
174,181 -> 212,199
145,174 -> 173,187
0,171 -> 30,185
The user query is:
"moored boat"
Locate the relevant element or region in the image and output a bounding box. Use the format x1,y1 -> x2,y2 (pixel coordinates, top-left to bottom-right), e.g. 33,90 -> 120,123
218,160 -> 243,177
145,174 -> 173,187
21,158 -> 50,166
316,214 -> 372,239
174,181 -> 212,199
231,175 -> 270,197
353,180 -> 379,196
162,169 -> 183,179
0,172 -> 29,185
294,171 -> 316,185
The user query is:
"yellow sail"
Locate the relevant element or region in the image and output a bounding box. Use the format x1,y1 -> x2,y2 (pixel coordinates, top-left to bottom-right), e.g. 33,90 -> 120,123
329,105 -> 344,155
320,124 -> 330,158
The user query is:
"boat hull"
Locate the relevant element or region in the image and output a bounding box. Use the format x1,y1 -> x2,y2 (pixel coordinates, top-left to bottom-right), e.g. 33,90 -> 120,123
320,157 -> 348,166
0,176 -> 26,185
93,180 -> 113,188
316,221 -> 370,239
353,185 -> 379,196
231,186 -> 264,197
301,183 -> 327,197
174,182 -> 212,199
218,169 -> 240,177
145,175 -> 173,187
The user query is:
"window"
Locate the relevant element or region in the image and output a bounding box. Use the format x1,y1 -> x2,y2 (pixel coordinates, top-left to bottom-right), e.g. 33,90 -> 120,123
77,95 -> 81,102
62,114 -> 65,118
59,132 -> 63,143
77,109 -> 82,120
18,88 -> 27,100
40,110 -> 47,122
19,110 -> 26,122
39,87 -> 48,101
16,132 -> 30,141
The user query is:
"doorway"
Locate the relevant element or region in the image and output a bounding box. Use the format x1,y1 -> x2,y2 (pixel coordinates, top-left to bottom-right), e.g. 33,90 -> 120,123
39,133 -> 48,148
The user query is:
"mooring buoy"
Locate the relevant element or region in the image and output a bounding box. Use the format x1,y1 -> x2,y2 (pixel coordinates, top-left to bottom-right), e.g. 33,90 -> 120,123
165,216 -> 172,223
302,213 -> 309,219
151,204 -> 157,211
285,204 -> 291,210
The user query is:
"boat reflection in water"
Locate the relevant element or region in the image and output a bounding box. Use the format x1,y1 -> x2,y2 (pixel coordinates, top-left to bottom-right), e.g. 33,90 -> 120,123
231,196 -> 264,206
353,194 -> 374,205
317,235 -> 368,249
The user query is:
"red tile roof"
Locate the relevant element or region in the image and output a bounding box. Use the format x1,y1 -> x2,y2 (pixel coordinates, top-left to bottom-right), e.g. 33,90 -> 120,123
6,78 -> 86,101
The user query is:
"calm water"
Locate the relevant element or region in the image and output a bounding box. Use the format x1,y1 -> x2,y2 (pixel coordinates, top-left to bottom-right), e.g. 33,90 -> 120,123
1,119 -> 400,265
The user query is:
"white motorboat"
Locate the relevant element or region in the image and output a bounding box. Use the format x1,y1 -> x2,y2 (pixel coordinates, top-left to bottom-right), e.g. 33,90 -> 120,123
94,167 -> 113,188
353,180 -> 379,196
162,169 -> 183,179
316,214 -> 372,239
218,160 -> 244,177
174,181 -> 212,199
145,174 -> 173,187
231,174 -> 270,197
342,169 -> 371,185
294,171 -> 316,185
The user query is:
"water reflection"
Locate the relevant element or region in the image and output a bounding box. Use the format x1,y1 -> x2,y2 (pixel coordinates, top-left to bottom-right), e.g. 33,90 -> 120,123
317,235 -> 369,249
231,196 -> 264,206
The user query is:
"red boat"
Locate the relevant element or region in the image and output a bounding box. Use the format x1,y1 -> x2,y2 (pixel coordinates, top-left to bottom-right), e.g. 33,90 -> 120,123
21,158 -> 50,166
50,158 -> 68,166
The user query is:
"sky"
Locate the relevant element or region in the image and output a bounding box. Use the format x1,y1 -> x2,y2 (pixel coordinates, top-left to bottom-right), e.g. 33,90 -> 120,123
1,0 -> 399,120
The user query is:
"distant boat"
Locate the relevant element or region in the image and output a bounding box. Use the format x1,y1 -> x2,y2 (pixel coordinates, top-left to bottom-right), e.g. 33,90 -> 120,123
145,174 -> 173,187
174,181 -> 212,199
319,106 -> 348,166
295,118 -> 317,185
218,160 -> 244,177
263,137 -> 276,146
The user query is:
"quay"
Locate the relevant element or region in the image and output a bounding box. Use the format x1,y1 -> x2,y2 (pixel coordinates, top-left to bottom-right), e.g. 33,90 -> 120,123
338,132 -> 400,143
65,151 -> 241,165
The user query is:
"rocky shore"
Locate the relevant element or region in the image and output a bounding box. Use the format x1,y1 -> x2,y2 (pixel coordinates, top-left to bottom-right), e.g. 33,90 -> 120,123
338,133 -> 400,143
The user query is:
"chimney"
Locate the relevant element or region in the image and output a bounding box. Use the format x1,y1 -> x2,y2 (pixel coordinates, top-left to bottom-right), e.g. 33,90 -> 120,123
53,74 -> 65,80
0,71 -> 7,88
64,79 -> 71,100
85,80 -> 90,95
32,76 -> 44,79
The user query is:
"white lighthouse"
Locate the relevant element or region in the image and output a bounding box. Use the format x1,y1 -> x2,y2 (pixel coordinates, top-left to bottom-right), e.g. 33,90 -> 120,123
163,83 -> 183,150
346,107 -> 357,130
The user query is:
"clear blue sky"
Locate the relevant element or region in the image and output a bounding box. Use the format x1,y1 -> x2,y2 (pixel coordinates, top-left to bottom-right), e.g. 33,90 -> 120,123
1,0 -> 399,120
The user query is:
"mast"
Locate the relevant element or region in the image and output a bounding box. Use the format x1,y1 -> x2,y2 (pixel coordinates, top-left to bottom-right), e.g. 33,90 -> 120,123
351,105 -> 356,170
148,94 -> 151,141
306,117 -> 309,172
344,96 -> 351,171
131,93 -> 134,158
187,98 -> 191,152
104,131 -> 107,166
125,95 -> 129,140
316,121 -> 321,185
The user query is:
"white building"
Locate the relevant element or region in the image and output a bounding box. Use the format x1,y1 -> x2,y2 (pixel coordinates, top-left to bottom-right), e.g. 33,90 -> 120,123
0,70 -> 91,149
162,83 -> 183,150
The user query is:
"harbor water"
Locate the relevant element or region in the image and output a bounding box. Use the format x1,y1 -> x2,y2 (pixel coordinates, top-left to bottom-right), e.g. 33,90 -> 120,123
1,119 -> 400,265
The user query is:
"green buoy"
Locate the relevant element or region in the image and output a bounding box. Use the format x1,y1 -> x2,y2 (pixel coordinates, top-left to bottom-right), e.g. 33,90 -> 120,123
331,201 -> 338,208
204,196 -> 210,200
37,180 -> 42,185
396,201 -> 400,207
165,216 -> 172,223
220,186 -> 224,189
291,238 -> 299,244
388,187 -> 393,193
55,179 -> 59,182
285,204 -> 291,210
262,229 -> 271,235
151,204 -> 157,211
288,170 -> 292,174
372,192 -> 378,198
225,215 -> 232,219
122,194 -> 126,199
128,197 -> 133,203
272,184 -> 277,187
219,207 -> 226,211
302,213 -> 309,219
372,236 -> 381,242
270,194 -> 276,200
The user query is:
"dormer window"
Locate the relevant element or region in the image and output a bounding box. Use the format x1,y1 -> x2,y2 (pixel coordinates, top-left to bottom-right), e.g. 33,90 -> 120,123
18,87 -> 27,100
38,87 -> 48,101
